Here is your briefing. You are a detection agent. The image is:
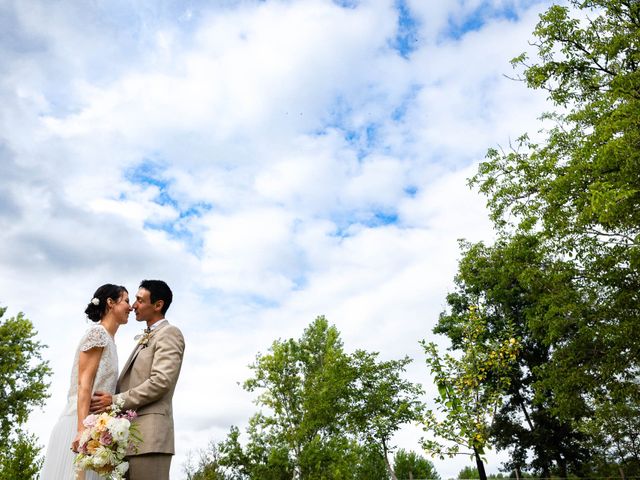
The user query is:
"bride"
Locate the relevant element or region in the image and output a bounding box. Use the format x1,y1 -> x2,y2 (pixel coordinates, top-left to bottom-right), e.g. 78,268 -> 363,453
40,284 -> 131,480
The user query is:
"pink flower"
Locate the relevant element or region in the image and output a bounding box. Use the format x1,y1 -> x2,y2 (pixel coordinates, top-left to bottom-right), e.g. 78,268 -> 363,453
100,431 -> 113,446
83,414 -> 98,428
124,410 -> 137,421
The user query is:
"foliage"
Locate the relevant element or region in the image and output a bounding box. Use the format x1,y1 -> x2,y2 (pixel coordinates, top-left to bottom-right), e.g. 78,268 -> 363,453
579,387 -> 640,477
437,237 -> 591,477
350,351 -> 425,477
456,465 -> 525,480
0,307 -> 50,479
0,431 -> 42,480
393,449 -> 440,480
454,0 -> 640,475
184,442 -> 229,480
471,0 -> 640,415
457,466 -> 480,480
422,305 -> 520,480
0,308 -> 51,446
216,316 -> 423,480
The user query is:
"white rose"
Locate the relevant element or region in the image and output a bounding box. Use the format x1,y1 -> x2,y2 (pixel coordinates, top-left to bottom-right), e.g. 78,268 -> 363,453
115,461 -> 129,475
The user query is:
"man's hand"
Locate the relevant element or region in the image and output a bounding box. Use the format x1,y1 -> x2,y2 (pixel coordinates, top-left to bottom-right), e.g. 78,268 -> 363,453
90,391 -> 113,414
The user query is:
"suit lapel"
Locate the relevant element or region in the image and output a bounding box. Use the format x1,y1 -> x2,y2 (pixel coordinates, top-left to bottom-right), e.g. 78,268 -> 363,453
118,343 -> 144,384
118,321 -> 171,384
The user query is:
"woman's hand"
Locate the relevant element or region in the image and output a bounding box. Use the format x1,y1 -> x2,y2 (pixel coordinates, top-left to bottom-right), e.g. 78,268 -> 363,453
71,430 -> 82,453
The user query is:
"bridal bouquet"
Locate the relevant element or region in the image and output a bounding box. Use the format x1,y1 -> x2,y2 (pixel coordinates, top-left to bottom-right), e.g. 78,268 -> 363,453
74,398 -> 141,480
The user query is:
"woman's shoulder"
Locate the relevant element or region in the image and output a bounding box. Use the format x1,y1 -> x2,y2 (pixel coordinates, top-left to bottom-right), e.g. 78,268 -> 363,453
79,323 -> 111,351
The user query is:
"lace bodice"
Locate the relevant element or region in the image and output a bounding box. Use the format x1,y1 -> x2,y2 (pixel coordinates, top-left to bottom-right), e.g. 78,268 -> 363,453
62,324 -> 118,416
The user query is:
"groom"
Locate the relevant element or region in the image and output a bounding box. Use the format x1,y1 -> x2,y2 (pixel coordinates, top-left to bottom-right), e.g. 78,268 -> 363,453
91,279 -> 185,480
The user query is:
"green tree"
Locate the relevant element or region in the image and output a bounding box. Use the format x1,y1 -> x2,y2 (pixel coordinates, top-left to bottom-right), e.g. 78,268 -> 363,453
437,237 -> 591,478
0,307 -> 51,480
580,389 -> 640,477
218,316 -> 422,480
0,431 -> 43,480
473,0 -> 640,419
184,441 -> 229,480
350,352 -> 424,479
352,444 -> 390,480
422,306 -> 520,480
393,449 -> 440,480
468,0 -> 640,473
457,466 -> 479,480
457,466 -> 524,480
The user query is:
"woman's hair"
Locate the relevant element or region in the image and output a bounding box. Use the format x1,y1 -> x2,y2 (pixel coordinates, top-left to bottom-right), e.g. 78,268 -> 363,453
84,284 -> 128,322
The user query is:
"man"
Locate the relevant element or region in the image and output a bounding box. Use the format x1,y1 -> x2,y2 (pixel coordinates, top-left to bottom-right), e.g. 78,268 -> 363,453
91,279 -> 185,480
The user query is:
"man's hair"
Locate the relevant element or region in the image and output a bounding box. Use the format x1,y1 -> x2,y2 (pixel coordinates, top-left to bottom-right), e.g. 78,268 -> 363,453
139,279 -> 173,315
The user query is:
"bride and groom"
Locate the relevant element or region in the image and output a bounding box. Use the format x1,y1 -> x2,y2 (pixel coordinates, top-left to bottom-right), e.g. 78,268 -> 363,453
40,280 -> 186,480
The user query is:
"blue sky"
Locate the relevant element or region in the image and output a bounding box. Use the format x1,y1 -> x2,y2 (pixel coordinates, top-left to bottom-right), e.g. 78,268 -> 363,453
0,0 -> 553,477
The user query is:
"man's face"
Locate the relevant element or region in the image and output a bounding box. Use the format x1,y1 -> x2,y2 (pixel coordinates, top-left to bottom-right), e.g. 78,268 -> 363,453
132,288 -> 157,323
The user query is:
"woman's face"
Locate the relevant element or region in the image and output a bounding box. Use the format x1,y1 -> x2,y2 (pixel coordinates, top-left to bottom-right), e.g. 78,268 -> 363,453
111,291 -> 132,324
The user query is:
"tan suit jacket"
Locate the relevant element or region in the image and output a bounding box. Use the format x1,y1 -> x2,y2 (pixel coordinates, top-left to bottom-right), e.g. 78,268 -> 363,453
116,321 -> 185,455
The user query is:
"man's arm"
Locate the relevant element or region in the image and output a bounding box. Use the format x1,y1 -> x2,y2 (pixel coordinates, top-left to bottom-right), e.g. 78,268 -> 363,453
115,326 -> 185,411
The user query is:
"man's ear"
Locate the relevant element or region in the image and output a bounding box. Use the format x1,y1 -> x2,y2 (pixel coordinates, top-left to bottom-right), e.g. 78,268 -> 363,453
154,300 -> 165,312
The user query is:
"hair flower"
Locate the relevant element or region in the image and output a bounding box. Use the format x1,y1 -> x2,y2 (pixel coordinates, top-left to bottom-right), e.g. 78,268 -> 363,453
91,298 -> 100,306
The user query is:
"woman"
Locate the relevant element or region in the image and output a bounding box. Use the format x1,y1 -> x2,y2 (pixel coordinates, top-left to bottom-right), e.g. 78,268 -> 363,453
40,284 -> 131,480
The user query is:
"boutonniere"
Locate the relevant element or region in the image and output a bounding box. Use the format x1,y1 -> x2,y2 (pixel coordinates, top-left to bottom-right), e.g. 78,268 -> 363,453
134,329 -> 152,348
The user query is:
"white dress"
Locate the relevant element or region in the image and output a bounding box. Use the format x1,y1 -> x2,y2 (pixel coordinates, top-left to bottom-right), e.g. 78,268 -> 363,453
40,324 -> 119,480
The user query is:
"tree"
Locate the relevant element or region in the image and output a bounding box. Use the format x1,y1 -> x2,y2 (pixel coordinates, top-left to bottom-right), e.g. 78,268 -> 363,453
422,305 -> 520,480
184,442 -> 229,480
218,316 -> 423,480
393,449 -> 440,480
473,0 -> 640,414
0,307 -> 51,480
580,389 -> 640,477
457,465 -> 530,480
234,316 -> 355,479
350,352 -> 424,479
436,237 -> 591,478
0,431 -> 43,480
457,466 -> 479,480
352,444 -> 391,480
468,0 -> 640,472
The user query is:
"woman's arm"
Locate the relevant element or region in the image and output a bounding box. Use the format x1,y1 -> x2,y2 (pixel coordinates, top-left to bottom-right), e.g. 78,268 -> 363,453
71,347 -> 103,451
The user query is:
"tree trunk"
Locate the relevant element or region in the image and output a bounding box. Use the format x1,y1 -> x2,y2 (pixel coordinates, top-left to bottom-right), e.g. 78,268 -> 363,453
555,453 -> 567,479
382,439 -> 399,480
518,397 -> 535,432
409,471 -> 414,480
619,465 -> 626,480
542,465 -> 550,480
473,446 -> 487,480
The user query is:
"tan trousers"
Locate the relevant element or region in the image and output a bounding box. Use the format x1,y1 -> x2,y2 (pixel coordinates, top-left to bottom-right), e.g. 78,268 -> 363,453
126,453 -> 172,480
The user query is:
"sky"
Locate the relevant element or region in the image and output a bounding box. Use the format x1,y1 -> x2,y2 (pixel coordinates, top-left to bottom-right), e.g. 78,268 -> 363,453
0,0 -> 554,478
